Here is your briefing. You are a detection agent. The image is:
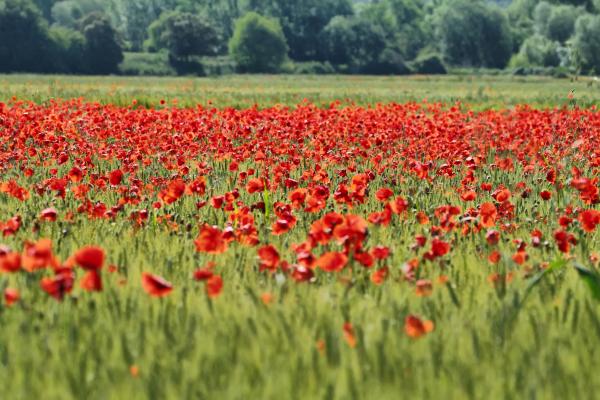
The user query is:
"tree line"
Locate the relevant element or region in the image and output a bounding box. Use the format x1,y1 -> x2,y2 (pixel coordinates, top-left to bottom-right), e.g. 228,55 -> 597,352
1,0 -> 600,75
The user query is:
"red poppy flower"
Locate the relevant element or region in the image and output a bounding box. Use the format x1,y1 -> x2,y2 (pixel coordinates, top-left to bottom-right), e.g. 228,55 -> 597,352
109,169 -> 124,185
4,287 -> 19,306
22,239 -> 58,272
195,225 -> 228,254
413,212 -> 428,225
405,315 -> 434,338
257,245 -> 280,272
40,268 -> 75,301
0,251 -> 21,273
479,202 -> 497,228
554,230 -> 577,253
40,207 -> 58,222
80,270 -> 103,292
579,210 -> 600,233
370,267 -> 388,285
461,190 -> 477,201
375,188 -> 394,202
486,230 -> 500,245
141,272 -> 173,297
415,279 -> 433,296
193,264 -> 215,281
290,265 -> 314,282
343,322 -> 357,348
354,251 -> 374,268
425,238 -> 450,260
159,179 -> 186,204
206,275 -> 223,298
246,178 -> 265,194
492,188 -> 511,202
389,196 -> 409,214
315,251 -> 348,272
74,246 -> 105,270
488,250 -> 501,264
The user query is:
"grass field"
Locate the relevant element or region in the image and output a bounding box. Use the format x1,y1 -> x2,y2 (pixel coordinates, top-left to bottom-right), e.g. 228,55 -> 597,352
1,73 -> 600,108
0,75 -> 600,400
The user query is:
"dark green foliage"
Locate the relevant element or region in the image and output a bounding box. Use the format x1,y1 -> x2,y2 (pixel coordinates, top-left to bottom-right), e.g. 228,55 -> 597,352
0,0 -> 54,72
48,26 -> 87,73
4,0 -> 600,76
362,47 -> 412,75
320,15 -> 388,73
119,52 -> 175,76
50,0 -> 104,29
512,34 -> 561,67
547,5 -> 582,42
293,61 -> 336,74
145,11 -> 220,61
247,0 -> 354,61
32,0 -> 55,21
411,51 -> 447,74
109,0 -> 173,52
571,13 -> 600,73
229,12 -> 288,73
435,0 -> 513,69
81,12 -> 124,74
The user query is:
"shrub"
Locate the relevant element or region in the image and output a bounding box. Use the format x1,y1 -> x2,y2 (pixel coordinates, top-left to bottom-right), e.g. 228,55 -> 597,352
119,52 -> 175,76
228,12 -> 288,73
81,12 -> 123,74
435,0 -> 513,69
513,34 -> 560,67
571,14 -> 600,74
412,52 -> 447,74
293,61 -> 336,75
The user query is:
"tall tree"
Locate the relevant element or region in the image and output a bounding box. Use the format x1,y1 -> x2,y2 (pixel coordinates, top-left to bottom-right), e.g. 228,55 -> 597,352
0,0 -> 53,72
435,0 -> 513,68
80,12 -> 123,74
244,0 -> 354,61
229,11 -> 288,72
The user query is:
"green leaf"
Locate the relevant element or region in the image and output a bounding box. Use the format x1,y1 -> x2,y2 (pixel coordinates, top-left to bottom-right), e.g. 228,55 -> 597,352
575,264 -> 600,301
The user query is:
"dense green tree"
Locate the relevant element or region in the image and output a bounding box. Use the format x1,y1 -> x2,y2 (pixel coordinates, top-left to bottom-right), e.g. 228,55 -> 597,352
507,0 -> 537,50
229,12 -> 288,72
146,11 -> 219,60
49,26 -> 87,73
107,0 -> 170,51
435,0 -> 513,68
51,0 -> 105,29
320,15 -> 390,72
32,0 -> 56,21
547,5 -> 582,42
411,50 -> 447,74
0,0 -> 54,72
385,0 -> 427,59
533,1 -> 553,35
511,34 -> 560,67
571,13 -> 600,73
244,0 -> 353,61
81,12 -> 123,74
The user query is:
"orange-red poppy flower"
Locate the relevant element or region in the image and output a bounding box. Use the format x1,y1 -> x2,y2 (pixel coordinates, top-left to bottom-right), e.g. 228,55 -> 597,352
405,315 -> 434,339
141,272 -> 173,297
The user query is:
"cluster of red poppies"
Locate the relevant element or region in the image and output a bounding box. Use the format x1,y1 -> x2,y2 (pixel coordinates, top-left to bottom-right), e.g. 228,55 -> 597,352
1,100 -> 599,338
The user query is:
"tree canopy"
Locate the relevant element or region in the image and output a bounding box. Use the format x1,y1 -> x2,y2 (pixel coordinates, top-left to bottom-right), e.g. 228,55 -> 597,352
2,0 -> 600,75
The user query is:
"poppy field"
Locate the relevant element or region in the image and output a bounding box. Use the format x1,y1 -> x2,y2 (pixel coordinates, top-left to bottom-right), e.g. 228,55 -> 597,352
1,77 -> 600,399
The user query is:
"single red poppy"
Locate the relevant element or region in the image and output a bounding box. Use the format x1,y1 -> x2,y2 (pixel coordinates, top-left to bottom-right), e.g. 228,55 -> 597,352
141,272 -> 173,297
315,251 -> 348,272
206,275 -> 223,298
74,246 -> 105,270
405,315 -> 434,339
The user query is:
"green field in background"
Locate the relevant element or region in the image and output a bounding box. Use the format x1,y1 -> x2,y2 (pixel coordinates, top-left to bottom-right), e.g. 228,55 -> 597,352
1,74 -> 598,109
